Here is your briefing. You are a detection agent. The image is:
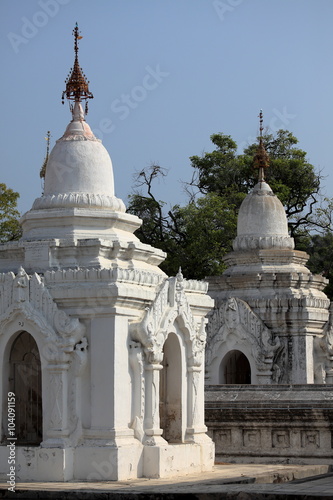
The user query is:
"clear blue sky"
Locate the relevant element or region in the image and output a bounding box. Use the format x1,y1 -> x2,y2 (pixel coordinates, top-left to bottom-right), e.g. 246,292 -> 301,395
1,0 -> 332,215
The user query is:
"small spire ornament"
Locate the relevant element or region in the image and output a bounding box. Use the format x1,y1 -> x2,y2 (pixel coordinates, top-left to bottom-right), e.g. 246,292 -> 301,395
253,109 -> 270,182
61,23 -> 93,114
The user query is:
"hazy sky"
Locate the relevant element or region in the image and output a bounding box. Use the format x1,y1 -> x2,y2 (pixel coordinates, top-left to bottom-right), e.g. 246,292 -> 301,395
1,0 -> 332,215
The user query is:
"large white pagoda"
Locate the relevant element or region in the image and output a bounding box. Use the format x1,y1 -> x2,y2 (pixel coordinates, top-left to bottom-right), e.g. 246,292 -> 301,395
0,25 -> 214,481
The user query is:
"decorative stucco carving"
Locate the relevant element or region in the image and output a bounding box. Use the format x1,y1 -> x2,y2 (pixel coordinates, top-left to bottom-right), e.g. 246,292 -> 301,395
45,267 -> 164,288
206,297 -> 281,377
130,269 -> 207,367
233,235 -> 294,251
48,373 -> 63,430
0,268 -> 86,359
32,192 -> 126,212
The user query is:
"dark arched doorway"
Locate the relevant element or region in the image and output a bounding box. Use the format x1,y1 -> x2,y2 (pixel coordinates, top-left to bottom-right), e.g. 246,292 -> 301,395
159,332 -> 182,442
9,332 -> 42,445
220,350 -> 251,384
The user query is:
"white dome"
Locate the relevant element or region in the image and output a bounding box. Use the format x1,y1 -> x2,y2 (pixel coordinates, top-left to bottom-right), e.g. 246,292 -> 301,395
32,102 -> 125,212
21,102 -> 142,241
44,138 -> 114,196
233,181 -> 294,251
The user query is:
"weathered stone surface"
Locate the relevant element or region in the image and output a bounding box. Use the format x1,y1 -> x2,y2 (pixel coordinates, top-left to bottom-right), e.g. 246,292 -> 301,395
205,385 -> 333,464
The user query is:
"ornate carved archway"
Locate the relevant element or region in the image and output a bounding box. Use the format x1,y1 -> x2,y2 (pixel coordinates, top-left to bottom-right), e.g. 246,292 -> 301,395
206,297 -> 281,384
0,268 -> 87,447
130,270 -> 208,444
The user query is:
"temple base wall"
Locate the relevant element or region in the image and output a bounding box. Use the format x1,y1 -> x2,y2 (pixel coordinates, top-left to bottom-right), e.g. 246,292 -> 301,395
0,441 -> 214,482
205,385 -> 333,465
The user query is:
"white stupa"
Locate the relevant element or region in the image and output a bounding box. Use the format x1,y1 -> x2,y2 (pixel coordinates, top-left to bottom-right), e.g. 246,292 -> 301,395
0,25 -> 214,481
234,180 -> 294,251
206,112 -> 331,385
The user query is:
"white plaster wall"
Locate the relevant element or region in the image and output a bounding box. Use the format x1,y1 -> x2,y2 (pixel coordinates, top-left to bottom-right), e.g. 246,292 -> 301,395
89,317 -> 115,430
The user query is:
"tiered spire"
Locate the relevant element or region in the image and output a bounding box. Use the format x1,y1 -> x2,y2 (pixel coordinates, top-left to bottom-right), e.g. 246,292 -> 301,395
61,23 -> 93,114
253,109 -> 270,182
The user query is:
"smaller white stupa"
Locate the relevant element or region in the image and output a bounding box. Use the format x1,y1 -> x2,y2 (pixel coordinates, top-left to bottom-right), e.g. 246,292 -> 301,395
0,25 -> 214,481
206,111 -> 331,385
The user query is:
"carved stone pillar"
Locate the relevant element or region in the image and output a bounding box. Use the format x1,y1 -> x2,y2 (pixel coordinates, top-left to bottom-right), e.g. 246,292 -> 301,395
185,324 -> 208,441
186,358 -> 208,442
144,360 -> 166,445
42,360 -> 70,448
187,366 -> 201,429
129,342 -> 144,441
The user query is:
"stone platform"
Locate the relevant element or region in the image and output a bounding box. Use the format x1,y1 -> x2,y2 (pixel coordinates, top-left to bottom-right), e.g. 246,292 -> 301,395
0,464 -> 331,498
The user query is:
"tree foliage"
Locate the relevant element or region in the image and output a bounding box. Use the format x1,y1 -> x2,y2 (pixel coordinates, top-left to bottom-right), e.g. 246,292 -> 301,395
0,184 -> 22,243
128,176 -> 237,279
168,194 -> 237,279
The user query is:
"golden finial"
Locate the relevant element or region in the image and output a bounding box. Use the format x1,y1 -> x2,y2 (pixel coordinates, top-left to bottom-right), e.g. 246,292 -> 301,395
61,23 -> 93,114
253,109 -> 270,182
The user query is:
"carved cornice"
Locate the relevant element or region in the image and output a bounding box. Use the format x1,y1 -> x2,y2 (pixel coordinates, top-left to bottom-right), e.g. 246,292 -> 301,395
249,296 -> 330,311
211,272 -> 329,295
183,279 -> 208,294
44,267 -> 165,288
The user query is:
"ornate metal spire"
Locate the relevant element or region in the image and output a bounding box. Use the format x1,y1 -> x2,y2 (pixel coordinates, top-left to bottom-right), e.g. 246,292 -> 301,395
61,23 -> 93,114
253,109 -> 270,182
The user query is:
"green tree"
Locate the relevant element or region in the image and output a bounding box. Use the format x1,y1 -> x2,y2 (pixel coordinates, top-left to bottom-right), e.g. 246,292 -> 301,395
167,194 -> 237,279
0,184 -> 22,243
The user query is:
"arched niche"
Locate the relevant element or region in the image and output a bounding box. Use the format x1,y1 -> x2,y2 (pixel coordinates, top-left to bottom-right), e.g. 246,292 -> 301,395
159,332 -> 183,443
8,332 -> 43,445
219,350 -> 251,384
